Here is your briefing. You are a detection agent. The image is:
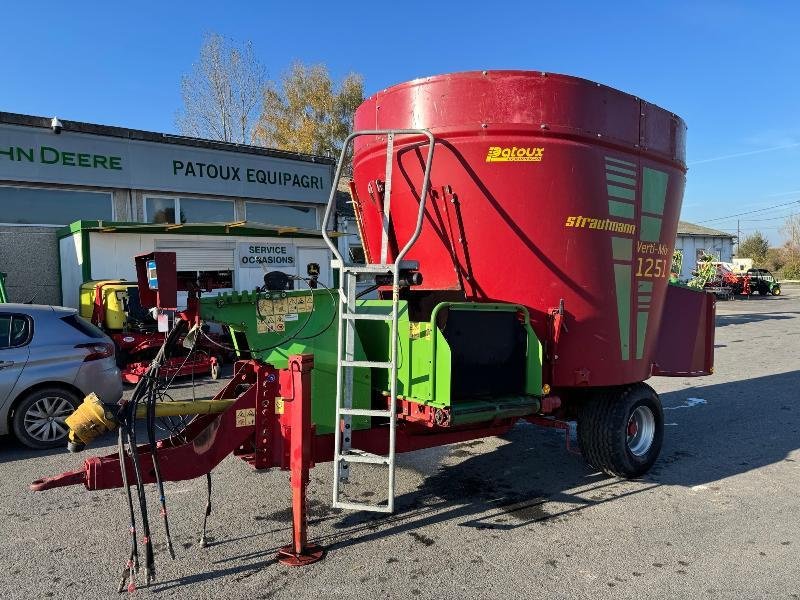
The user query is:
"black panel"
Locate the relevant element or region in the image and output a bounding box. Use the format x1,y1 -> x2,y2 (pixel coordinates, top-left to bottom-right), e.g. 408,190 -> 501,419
438,309 -> 527,401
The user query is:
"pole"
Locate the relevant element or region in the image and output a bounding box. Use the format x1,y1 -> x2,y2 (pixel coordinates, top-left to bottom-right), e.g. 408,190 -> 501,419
277,354 -> 324,566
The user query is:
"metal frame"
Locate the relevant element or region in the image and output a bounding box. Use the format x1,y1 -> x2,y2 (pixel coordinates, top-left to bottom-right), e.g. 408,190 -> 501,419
321,129 -> 436,513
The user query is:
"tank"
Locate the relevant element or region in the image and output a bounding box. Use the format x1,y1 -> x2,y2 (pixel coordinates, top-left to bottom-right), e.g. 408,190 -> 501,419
350,70 -> 687,388
79,280 -> 132,330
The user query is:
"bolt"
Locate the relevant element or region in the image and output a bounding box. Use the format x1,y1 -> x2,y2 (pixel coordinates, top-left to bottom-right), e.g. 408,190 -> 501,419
540,123 -> 549,130
481,123 -> 488,129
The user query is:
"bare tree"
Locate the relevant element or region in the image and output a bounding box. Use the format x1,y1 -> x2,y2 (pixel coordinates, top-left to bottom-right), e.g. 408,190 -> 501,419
781,213 -> 800,251
253,62 -> 363,163
176,33 -> 265,144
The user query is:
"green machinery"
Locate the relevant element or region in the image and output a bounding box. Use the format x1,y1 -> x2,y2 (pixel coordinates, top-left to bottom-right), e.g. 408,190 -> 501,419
200,288 -> 544,435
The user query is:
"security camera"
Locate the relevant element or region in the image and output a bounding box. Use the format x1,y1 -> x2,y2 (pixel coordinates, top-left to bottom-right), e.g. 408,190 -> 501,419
51,117 -> 63,134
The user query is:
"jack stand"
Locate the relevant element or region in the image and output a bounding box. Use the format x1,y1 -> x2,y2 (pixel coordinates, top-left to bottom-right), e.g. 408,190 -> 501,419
277,355 -> 325,566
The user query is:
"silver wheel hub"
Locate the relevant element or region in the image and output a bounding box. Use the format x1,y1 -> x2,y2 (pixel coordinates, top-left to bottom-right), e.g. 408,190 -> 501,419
626,405 -> 656,457
23,396 -> 73,442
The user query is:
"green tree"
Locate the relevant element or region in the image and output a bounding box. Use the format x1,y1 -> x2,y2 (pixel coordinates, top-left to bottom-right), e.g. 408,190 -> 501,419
253,63 -> 364,165
737,231 -> 769,265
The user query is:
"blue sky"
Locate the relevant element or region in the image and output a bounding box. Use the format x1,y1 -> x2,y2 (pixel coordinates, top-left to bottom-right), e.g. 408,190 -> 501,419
1,1 -> 798,243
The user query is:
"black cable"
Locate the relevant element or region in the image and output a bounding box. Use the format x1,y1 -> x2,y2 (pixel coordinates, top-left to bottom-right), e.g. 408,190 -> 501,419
199,473 -> 212,548
116,425 -> 139,593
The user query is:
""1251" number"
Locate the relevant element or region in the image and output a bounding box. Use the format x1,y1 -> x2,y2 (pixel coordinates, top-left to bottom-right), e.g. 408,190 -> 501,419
635,257 -> 668,279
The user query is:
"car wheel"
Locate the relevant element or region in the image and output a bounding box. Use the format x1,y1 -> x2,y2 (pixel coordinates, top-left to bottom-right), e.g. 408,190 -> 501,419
11,387 -> 80,449
772,287 -> 781,296
577,383 -> 664,478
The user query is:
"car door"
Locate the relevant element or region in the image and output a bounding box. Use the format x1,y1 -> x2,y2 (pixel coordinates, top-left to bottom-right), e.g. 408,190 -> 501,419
0,313 -> 32,407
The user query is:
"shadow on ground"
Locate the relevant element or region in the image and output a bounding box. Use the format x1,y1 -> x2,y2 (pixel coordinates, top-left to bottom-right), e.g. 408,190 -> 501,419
163,369 -> 799,589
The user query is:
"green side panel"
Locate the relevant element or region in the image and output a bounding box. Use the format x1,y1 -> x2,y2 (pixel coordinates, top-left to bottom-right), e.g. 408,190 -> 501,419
605,173 -> 636,186
199,289 -> 371,435
449,395 -> 541,426
608,200 -> 635,219
636,310 -> 649,360
642,167 -> 669,215
611,237 -> 633,261
605,163 -> 637,177
607,184 -> 635,201
605,156 -> 636,167
361,301 -> 543,410
640,215 -> 663,242
613,264 -> 632,360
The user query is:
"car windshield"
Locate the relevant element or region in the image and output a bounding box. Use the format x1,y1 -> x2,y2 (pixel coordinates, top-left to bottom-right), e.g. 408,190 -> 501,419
60,314 -> 106,339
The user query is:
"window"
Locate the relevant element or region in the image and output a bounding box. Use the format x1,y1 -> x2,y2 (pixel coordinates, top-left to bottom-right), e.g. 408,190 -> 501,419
0,186 -> 112,225
245,201 -> 318,229
145,197 -> 177,224
180,198 -> 234,223
145,197 -> 234,224
60,314 -> 105,339
0,314 -> 32,349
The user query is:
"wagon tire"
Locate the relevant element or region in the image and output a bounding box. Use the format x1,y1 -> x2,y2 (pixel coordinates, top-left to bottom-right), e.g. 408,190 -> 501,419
577,383 -> 663,478
12,387 -> 81,450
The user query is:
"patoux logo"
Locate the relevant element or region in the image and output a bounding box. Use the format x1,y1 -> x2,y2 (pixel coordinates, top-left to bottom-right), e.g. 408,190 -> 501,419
485,146 -> 544,162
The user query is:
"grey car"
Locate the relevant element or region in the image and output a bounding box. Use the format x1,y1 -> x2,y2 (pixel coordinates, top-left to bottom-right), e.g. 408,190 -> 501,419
0,304 -> 123,449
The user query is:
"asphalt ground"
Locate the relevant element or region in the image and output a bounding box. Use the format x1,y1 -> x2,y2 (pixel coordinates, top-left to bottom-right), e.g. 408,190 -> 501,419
1,290 -> 799,599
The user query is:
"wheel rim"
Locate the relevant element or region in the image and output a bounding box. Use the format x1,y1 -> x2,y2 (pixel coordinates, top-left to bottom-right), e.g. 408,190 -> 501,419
23,396 -> 73,442
626,405 -> 656,457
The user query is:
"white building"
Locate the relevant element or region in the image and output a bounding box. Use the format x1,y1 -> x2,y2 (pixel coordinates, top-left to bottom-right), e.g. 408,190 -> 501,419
674,221 -> 736,279
0,112 -> 342,305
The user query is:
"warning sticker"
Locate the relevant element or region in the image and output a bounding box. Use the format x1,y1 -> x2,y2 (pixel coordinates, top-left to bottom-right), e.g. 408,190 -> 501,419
257,299 -> 273,315
257,315 -> 286,333
275,397 -> 285,415
235,408 -> 255,427
284,313 -> 299,322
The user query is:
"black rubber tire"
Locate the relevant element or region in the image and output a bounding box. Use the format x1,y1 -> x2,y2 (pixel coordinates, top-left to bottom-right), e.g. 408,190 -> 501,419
11,387 -> 81,450
577,382 -> 664,478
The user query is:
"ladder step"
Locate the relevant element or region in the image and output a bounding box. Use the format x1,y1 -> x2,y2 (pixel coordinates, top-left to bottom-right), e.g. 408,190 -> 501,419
338,450 -> 390,465
335,263 -> 395,274
339,408 -> 392,417
341,360 -> 393,369
333,500 -> 392,514
342,313 -> 393,321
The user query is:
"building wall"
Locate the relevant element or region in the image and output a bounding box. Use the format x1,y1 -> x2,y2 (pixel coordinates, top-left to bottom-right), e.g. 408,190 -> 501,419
59,230 -> 334,310
674,235 -> 734,279
0,225 -> 61,305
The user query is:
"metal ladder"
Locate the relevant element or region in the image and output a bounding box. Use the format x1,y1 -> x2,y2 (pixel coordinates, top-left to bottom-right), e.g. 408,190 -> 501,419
321,129 -> 435,513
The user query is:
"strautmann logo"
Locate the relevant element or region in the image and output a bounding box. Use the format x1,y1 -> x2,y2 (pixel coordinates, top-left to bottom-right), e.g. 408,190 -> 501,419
485,146 -> 544,162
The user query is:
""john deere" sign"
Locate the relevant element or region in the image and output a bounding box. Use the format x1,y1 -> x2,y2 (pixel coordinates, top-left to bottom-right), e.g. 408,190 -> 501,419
0,123 -> 331,204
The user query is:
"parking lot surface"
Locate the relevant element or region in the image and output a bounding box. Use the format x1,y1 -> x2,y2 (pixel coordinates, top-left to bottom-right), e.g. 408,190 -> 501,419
1,292 -> 798,599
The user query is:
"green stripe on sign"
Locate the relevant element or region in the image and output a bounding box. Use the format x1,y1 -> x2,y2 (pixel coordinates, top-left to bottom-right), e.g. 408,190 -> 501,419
642,167 -> 668,215
612,237 -> 633,261
608,184 -> 636,201
638,295 -> 651,304
614,264 -> 632,360
636,310 -> 649,359
609,200 -> 635,219
640,215 -> 662,242
606,173 -> 637,186
605,156 -> 636,167
638,281 -> 653,293
606,164 -> 637,177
